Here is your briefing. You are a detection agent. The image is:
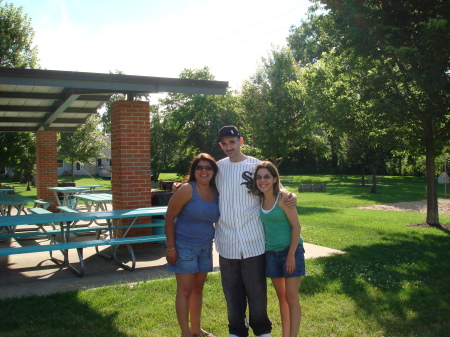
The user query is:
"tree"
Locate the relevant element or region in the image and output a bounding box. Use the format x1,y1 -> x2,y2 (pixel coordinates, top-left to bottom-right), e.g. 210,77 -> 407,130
288,1 -> 450,225
150,104 -> 176,181
0,0 -> 39,68
98,70 -> 149,135
0,1 -> 40,189
241,47 -> 312,166
315,0 -> 450,226
0,132 -> 35,190
58,115 -> 109,182
155,67 -> 241,176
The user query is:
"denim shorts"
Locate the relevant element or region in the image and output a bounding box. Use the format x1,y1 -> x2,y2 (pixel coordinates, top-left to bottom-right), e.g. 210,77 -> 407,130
167,242 -> 213,274
266,244 -> 306,278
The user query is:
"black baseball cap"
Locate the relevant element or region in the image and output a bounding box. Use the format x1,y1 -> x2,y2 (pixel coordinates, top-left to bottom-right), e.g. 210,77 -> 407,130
217,126 -> 241,141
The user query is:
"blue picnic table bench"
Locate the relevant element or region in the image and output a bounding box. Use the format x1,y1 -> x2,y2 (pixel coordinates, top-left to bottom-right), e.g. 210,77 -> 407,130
0,206 -> 167,277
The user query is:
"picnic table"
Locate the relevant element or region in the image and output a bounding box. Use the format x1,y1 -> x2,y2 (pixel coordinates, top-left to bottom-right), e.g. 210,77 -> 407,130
78,185 -> 103,192
0,193 -> 34,234
47,186 -> 89,207
73,193 -> 112,212
0,206 -> 168,276
364,176 -> 384,185
0,192 -> 33,217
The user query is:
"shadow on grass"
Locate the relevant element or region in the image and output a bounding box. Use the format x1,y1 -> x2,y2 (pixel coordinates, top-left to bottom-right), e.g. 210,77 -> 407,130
0,291 -> 126,337
325,184 -> 427,204
298,206 -> 338,215
303,230 -> 450,336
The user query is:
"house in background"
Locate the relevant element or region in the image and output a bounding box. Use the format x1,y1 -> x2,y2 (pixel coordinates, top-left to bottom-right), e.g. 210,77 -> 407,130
95,146 -> 112,178
57,147 -> 111,178
3,147 -> 111,180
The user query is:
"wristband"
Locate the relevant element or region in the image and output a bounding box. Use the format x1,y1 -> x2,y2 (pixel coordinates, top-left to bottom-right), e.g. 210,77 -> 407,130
167,247 -> 176,251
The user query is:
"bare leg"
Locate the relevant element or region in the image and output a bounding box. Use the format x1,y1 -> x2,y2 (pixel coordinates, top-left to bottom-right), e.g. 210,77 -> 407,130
285,276 -> 302,337
175,273 -> 195,337
271,278 -> 290,337
189,272 -> 209,335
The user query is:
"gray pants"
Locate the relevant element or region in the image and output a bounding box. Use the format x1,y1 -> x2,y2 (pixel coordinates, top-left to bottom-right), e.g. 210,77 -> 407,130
219,254 -> 272,337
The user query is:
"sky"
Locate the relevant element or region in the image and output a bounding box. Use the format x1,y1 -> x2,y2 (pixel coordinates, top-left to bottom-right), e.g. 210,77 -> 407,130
10,0 -> 313,100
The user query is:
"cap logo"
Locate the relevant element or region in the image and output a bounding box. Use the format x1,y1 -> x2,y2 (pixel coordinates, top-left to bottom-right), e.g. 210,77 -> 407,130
231,130 -> 234,134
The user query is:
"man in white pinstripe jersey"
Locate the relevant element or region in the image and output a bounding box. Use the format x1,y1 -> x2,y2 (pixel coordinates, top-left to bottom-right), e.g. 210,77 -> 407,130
215,126 -> 297,337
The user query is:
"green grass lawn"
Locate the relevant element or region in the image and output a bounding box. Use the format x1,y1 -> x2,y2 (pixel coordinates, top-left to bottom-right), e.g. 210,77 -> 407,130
0,173 -> 179,207
1,175 -> 449,336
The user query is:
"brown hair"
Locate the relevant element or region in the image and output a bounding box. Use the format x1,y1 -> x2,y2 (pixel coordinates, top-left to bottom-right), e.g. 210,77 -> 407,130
251,161 -> 281,198
185,153 -> 218,187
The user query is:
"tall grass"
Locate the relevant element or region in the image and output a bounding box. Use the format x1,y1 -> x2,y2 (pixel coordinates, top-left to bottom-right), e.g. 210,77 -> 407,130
0,175 -> 449,336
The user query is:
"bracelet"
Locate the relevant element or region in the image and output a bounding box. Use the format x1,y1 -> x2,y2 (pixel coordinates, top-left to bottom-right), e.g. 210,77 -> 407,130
167,247 -> 176,251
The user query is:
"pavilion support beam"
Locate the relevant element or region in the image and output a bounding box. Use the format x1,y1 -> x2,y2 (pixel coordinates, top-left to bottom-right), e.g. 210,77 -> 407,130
40,90 -> 81,130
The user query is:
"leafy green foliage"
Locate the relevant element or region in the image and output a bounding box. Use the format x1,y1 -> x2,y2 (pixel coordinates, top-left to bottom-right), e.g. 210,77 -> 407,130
0,132 -> 35,189
0,1 -> 40,189
241,47 -> 313,166
289,0 -> 450,223
0,0 -> 39,68
154,67 -> 241,175
58,115 -> 109,181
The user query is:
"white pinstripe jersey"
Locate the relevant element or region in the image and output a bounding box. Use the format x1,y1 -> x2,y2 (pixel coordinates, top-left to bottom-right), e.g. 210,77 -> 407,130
215,156 -> 266,259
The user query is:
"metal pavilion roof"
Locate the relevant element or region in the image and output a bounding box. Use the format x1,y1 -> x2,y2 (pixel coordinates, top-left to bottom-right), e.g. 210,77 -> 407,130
0,67 -> 228,132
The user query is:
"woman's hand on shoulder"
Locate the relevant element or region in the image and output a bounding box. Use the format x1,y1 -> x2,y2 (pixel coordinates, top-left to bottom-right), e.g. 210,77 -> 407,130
281,189 -> 297,209
170,183 -> 193,205
172,182 -> 183,193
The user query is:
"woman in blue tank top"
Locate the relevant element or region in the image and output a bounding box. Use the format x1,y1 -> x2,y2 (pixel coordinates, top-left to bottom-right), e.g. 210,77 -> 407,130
165,153 -> 220,337
251,161 -> 306,337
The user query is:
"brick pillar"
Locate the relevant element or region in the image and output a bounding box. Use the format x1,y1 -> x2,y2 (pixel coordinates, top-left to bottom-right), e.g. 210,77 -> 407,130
111,100 -> 153,243
36,130 -> 58,211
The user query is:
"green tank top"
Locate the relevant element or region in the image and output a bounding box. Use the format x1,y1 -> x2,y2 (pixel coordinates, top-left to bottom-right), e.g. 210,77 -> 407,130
260,194 -> 303,251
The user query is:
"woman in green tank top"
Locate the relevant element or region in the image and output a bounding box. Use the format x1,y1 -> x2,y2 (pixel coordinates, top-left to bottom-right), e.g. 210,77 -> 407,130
251,161 -> 306,337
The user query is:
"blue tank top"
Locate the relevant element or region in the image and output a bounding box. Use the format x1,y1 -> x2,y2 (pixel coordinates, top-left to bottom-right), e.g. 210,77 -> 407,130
174,182 -> 220,246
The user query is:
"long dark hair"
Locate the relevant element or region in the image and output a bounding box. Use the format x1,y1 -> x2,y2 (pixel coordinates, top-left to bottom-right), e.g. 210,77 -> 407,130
185,153 -> 218,187
251,161 -> 281,198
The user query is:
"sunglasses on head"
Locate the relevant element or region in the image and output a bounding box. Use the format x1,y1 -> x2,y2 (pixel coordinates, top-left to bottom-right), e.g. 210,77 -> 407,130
195,165 -> 214,171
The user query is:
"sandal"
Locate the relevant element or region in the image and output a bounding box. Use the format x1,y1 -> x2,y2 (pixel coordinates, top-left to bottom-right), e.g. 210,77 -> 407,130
194,333 -> 216,337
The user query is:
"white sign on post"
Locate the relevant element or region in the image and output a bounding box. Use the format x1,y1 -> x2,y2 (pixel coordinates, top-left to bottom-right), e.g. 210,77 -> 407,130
438,172 -> 449,184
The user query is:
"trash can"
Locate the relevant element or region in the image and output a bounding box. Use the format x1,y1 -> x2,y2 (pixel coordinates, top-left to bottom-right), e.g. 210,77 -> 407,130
57,182 -> 76,206
151,190 -> 173,244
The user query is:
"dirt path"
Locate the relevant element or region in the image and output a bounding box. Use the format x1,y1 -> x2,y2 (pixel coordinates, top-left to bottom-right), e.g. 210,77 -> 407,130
356,199 -> 450,214
356,199 -> 450,228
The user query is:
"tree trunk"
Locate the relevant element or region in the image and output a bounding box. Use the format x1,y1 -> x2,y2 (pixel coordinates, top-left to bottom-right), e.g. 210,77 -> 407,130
71,162 -> 75,182
424,120 -> 440,226
329,135 -> 339,170
361,166 -> 366,186
370,165 -> 377,194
